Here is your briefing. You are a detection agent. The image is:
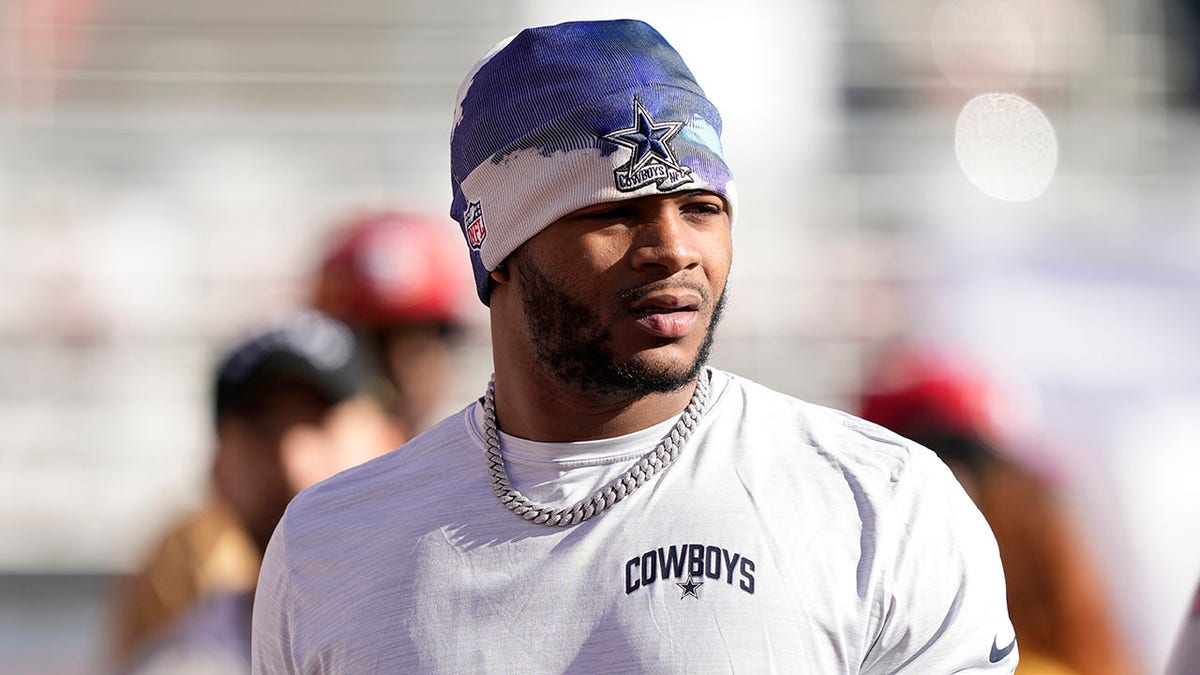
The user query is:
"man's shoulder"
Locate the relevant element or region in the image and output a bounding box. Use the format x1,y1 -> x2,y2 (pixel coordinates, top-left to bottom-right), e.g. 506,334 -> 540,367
282,404 -> 479,529
710,368 -> 935,483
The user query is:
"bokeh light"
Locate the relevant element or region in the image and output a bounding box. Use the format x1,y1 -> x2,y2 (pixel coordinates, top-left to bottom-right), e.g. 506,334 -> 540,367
954,92 -> 1057,201
931,0 -> 1037,93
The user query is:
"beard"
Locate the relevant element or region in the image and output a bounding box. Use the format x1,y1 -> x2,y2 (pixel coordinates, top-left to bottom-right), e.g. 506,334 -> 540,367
516,261 -> 727,398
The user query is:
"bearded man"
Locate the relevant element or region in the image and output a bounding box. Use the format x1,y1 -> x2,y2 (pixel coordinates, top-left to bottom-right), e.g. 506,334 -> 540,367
252,19 -> 1017,674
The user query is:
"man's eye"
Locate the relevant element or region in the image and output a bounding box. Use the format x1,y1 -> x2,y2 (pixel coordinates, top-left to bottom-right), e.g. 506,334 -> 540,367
579,206 -> 634,220
685,202 -> 723,215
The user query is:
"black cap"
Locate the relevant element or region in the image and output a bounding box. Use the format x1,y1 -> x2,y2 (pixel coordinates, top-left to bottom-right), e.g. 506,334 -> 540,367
214,310 -> 370,422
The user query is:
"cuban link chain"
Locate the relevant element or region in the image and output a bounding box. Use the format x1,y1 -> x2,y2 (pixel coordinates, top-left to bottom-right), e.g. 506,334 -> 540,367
482,373 -> 709,527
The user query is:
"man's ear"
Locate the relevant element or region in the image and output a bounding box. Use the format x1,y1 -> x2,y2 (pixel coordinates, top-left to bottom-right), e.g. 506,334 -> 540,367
489,259 -> 510,284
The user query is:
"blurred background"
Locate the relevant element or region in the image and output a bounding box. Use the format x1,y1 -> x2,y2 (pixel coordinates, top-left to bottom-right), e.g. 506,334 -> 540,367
1,0 -> 1198,672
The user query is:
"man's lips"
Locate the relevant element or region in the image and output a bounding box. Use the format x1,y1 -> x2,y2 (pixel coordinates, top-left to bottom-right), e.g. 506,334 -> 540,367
628,290 -> 703,313
628,291 -> 703,339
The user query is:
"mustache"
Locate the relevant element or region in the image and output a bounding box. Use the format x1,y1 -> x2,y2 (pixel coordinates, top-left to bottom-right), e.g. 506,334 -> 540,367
615,279 -> 712,308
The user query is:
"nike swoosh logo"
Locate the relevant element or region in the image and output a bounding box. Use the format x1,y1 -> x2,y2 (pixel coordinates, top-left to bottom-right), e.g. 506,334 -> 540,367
989,635 -> 1017,663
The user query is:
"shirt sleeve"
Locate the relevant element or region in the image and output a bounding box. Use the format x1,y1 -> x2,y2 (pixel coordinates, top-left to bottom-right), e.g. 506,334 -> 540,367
1166,577 -> 1200,675
860,450 -> 1018,674
251,514 -> 299,675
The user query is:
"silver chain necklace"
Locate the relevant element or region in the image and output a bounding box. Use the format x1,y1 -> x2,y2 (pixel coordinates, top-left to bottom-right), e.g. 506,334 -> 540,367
482,373 -> 710,527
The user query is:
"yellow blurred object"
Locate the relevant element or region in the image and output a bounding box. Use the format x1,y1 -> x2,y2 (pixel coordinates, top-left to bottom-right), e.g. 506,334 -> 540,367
973,459 -> 1140,675
109,500 -> 261,667
1016,650 -> 1079,675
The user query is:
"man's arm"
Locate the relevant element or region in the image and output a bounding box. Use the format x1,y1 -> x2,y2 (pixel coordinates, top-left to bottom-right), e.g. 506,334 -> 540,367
860,450 -> 1017,674
1166,577 -> 1200,675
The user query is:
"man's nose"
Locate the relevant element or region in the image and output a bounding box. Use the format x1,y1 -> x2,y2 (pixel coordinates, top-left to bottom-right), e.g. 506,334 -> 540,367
629,209 -> 702,275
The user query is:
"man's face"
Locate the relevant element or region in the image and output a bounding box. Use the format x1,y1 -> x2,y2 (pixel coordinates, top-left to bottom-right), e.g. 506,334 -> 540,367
507,190 -> 732,397
379,323 -> 453,434
215,384 -> 326,553
214,384 -> 404,553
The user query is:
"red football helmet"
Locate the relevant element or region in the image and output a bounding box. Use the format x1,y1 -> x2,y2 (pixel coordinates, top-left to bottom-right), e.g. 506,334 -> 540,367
857,345 -> 1002,443
312,211 -> 467,327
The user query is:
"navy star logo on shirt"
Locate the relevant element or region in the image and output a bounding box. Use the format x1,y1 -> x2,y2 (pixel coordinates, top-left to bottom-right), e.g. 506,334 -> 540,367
603,98 -> 694,193
676,575 -> 704,600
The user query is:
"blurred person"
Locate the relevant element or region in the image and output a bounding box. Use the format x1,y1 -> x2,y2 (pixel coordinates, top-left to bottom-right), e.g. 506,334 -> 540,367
117,310 -> 405,674
311,211 -> 469,435
110,210 -> 463,667
1165,577 -> 1200,674
109,500 -> 259,669
858,343 -> 1139,675
253,20 -> 1016,673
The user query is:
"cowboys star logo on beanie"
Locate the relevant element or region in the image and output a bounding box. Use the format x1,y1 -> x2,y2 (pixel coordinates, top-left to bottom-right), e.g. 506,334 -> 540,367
449,19 -> 737,304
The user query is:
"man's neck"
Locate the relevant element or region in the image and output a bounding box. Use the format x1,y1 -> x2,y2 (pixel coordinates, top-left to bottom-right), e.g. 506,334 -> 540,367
489,364 -> 699,443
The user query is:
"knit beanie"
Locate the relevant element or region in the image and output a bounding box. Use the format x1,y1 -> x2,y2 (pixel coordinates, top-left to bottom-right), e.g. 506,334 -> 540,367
449,19 -> 737,304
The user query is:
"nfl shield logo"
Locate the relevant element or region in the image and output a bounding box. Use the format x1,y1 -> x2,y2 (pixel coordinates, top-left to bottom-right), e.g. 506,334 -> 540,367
464,201 -> 486,250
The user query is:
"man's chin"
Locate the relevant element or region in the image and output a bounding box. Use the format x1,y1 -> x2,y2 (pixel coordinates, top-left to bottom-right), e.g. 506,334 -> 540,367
595,306 -> 721,397
598,351 -> 706,397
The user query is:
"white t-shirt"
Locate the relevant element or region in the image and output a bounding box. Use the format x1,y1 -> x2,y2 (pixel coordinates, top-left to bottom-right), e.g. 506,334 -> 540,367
252,369 -> 1017,673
